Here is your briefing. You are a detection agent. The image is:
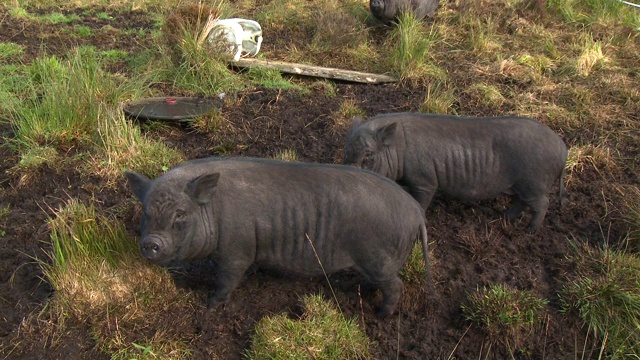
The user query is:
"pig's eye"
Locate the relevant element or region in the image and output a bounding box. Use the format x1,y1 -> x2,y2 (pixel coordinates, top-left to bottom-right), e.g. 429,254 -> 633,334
363,151 -> 374,167
174,210 -> 187,223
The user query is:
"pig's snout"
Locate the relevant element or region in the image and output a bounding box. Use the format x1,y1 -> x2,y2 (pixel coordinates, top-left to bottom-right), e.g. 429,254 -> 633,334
370,0 -> 384,11
140,236 -> 163,261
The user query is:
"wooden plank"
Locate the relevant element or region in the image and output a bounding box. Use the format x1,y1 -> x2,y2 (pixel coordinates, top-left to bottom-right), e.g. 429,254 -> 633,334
233,58 -> 399,84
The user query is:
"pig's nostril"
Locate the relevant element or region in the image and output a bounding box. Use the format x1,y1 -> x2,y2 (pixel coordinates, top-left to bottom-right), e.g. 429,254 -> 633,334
141,239 -> 162,258
144,243 -> 159,252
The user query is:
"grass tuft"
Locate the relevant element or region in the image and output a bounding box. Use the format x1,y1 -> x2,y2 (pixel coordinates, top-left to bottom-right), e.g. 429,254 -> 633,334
385,12 -> 442,82
465,83 -> 506,109
462,284 -> 548,355
420,80 -> 456,114
548,0 -> 640,27
559,240 -> 640,359
619,186 -> 640,251
0,42 -> 25,62
40,12 -> 80,24
185,106 -> 228,134
246,67 -> 301,90
463,16 -> 501,56
273,148 -> 298,162
400,241 -> 428,286
157,2 -> 245,95
564,144 -> 618,186
331,99 -> 365,132
9,46 -> 137,150
575,36 -> 609,77
245,294 -> 371,359
92,108 -> 184,180
34,199 -> 194,359
309,0 -> 368,51
14,146 -> 60,171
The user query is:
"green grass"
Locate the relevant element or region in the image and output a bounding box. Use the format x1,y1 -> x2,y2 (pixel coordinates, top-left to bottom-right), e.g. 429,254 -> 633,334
254,0 -> 312,33
548,0 -> 640,27
36,199 -> 194,359
463,15 -> 501,56
7,6 -> 30,19
0,205 -> 9,237
330,99 -> 365,133
9,46 -> 130,149
100,49 -> 129,63
0,42 -> 24,61
246,67 -> 302,90
96,11 -> 113,21
5,45 -> 174,179
158,3 -> 246,95
13,145 -> 60,171
91,108 -> 184,179
400,242 -> 428,286
123,28 -> 147,37
559,241 -> 640,359
386,12 -> 442,82
465,83 -> 506,109
1,0 -> 640,357
462,284 -> 548,356
0,65 -> 25,118
184,106 -> 227,134
0,205 -> 9,219
307,0 -> 369,52
420,80 -> 456,114
245,294 -> 371,359
40,12 -> 80,24
74,25 -> 93,37
621,186 -> 640,251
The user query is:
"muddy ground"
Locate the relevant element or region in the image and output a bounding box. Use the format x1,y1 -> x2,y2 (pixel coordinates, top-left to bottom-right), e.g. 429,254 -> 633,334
0,5 -> 635,359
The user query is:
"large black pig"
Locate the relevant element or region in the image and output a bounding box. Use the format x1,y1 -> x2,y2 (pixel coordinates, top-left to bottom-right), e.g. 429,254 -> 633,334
370,0 -> 439,23
125,157 -> 431,317
343,113 -> 568,232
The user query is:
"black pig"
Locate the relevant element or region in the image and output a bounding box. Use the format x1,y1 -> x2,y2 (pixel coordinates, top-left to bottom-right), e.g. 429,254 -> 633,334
343,113 -> 568,231
370,0 -> 439,23
125,157 -> 431,317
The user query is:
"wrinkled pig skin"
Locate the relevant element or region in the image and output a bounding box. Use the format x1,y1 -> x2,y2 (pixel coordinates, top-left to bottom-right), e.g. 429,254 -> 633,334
370,0 -> 439,23
343,112 -> 568,232
125,157 -> 431,317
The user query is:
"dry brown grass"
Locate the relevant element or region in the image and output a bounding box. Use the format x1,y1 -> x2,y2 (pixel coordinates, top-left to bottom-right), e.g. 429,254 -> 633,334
565,144 -> 619,187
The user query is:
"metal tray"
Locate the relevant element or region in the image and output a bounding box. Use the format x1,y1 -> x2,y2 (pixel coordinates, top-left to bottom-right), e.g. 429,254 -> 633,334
122,97 -> 221,120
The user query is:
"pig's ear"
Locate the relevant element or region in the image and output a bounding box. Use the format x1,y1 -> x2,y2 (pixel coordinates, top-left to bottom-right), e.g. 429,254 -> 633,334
375,122 -> 397,145
351,115 -> 365,128
186,173 -> 220,204
125,171 -> 151,202
348,115 -> 365,133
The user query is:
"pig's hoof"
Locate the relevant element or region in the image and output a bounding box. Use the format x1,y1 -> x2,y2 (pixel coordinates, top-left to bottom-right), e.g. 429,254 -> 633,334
376,306 -> 395,318
206,298 -> 225,312
526,225 -> 539,234
359,281 -> 377,295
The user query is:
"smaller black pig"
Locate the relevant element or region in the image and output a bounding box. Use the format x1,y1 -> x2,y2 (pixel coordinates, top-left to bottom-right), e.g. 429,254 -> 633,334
343,113 -> 568,232
125,157 -> 431,317
370,0 -> 439,23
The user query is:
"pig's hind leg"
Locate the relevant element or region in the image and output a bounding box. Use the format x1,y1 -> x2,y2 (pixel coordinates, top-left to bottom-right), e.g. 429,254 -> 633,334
523,194 -> 549,232
368,275 -> 404,318
504,196 -> 527,221
506,189 -> 549,232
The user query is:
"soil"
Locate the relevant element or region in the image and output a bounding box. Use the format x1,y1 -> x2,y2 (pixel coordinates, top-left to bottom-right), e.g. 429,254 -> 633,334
0,5 -> 635,360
